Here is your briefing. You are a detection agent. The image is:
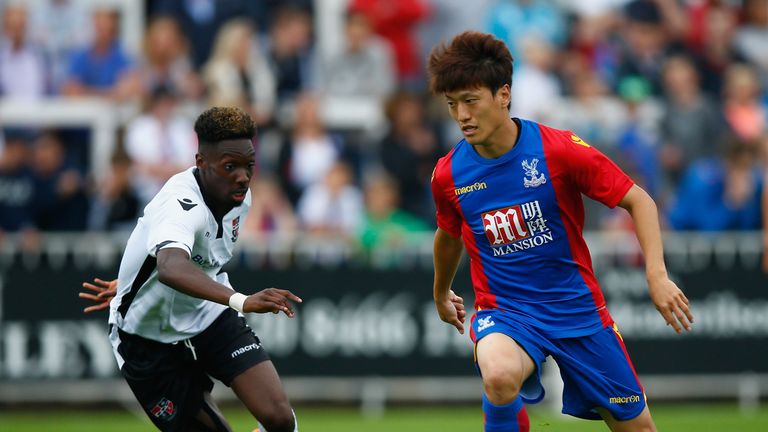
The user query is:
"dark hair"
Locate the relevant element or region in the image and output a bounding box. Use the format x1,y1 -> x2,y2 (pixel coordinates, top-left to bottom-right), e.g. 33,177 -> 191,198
427,31 -> 514,96
194,106 -> 256,145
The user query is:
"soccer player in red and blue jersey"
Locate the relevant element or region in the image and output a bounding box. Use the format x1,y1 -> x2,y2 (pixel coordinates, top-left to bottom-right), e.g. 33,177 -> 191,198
428,31 -> 694,432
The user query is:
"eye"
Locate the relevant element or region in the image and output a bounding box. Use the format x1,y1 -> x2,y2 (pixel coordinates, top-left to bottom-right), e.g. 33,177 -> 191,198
224,163 -> 234,171
447,101 -> 456,108
248,162 -> 256,170
466,98 -> 477,104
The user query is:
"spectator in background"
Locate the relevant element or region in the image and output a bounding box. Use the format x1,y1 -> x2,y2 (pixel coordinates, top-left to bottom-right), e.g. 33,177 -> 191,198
667,138 -> 763,231
60,7 -> 139,100
203,19 -> 276,127
615,76 -> 663,198
88,152 -> 140,232
615,0 -> 680,95
241,175 -> 298,241
721,63 -> 767,141
484,0 -> 566,65
29,0 -> 89,90
734,0 -> 768,84
30,131 -> 89,231
151,0 -> 266,70
358,174 -> 428,253
510,36 -> 562,123
659,55 -> 724,183
683,0 -> 742,95
124,85 -> 197,205
551,69 -> 627,149
139,15 -> 203,101
0,3 -> 48,99
349,0 -> 430,89
297,161 -> 363,236
318,8 -> 396,104
277,93 -> 343,205
265,6 -> 316,112
0,132 -> 36,233
378,91 -> 441,221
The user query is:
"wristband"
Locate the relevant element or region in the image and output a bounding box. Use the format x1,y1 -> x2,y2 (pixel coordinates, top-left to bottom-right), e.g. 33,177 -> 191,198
228,292 -> 248,313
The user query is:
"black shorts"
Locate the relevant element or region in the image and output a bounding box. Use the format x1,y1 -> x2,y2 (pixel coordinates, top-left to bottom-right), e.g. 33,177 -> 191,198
114,308 -> 270,431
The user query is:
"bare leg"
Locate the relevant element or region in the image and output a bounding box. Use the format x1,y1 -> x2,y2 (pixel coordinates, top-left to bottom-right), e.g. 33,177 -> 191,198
597,406 -> 657,432
187,392 -> 233,432
230,360 -> 295,432
476,333 -> 536,404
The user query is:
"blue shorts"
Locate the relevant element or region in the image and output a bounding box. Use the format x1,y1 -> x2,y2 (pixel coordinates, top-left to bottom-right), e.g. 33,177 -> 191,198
470,309 -> 646,421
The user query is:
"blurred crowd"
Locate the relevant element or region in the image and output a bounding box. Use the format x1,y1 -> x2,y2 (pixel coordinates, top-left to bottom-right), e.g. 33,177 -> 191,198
0,0 -> 766,253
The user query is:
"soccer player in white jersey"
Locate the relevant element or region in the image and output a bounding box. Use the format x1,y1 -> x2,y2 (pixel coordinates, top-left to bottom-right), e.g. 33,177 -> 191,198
79,107 -> 301,432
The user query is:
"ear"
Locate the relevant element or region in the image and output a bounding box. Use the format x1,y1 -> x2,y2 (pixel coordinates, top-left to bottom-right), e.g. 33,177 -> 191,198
195,152 -> 205,169
497,84 -> 511,109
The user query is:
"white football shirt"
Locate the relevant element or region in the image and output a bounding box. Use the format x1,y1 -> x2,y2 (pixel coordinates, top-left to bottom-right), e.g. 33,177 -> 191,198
108,167 -> 251,344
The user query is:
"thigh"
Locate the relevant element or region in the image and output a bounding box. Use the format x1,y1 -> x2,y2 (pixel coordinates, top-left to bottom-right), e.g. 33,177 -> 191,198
552,325 -> 646,422
115,328 -> 213,432
230,360 -> 293,421
472,310 -> 545,403
598,406 -> 656,432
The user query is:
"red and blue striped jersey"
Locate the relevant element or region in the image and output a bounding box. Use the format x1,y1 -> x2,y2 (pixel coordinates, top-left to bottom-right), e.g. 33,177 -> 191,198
432,119 -> 634,338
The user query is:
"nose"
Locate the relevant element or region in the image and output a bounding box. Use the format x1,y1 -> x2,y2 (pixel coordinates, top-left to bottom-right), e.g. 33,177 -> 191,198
234,166 -> 251,186
456,103 -> 471,122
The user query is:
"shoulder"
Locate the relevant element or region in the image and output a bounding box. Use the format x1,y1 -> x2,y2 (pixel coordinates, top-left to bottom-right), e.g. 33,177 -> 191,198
534,121 -> 577,149
152,169 -> 204,208
431,146 -> 459,187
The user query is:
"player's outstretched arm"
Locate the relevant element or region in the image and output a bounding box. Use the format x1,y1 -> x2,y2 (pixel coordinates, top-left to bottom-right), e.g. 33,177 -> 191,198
156,248 -> 302,317
79,278 -> 117,313
433,228 -> 466,334
618,185 -> 694,333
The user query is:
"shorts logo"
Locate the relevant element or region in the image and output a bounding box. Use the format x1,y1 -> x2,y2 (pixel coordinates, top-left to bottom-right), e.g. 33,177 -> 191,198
609,395 -> 641,404
150,397 -> 176,421
231,342 -> 260,358
477,316 -> 495,331
231,216 -> 240,243
522,159 -> 546,188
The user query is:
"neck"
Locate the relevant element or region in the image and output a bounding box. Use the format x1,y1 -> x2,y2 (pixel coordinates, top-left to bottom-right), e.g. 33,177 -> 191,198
474,117 -> 518,159
194,168 -> 231,220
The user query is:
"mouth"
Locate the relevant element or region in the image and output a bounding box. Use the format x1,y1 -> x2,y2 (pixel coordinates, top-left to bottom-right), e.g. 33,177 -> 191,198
461,125 -> 478,137
232,189 -> 248,202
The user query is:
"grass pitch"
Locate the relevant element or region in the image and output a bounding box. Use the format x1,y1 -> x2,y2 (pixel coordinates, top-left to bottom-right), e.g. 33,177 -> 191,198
0,403 -> 765,431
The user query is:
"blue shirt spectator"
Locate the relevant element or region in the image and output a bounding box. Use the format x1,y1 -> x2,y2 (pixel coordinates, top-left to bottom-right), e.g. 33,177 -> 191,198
484,0 -> 566,62
60,8 -> 137,99
66,41 -> 133,89
0,134 -> 36,232
668,146 -> 763,231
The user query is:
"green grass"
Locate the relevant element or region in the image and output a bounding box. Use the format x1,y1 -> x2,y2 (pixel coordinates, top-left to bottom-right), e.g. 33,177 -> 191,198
0,403 -> 765,431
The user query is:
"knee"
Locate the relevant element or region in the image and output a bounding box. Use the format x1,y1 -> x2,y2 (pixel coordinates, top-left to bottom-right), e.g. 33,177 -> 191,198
258,403 -> 295,432
482,365 -> 523,405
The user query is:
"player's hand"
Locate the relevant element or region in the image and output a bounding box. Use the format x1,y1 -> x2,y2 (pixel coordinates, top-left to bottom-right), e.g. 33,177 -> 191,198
244,288 -> 302,317
435,290 -> 466,334
79,278 -> 117,313
648,276 -> 693,334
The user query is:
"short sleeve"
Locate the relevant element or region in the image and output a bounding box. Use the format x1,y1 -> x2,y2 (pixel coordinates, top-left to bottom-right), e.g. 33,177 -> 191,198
430,165 -> 462,238
564,133 -> 634,208
145,196 -> 207,257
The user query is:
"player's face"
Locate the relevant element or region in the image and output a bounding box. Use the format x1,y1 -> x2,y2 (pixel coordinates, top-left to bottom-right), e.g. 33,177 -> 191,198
444,85 -> 510,146
196,139 -> 256,209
